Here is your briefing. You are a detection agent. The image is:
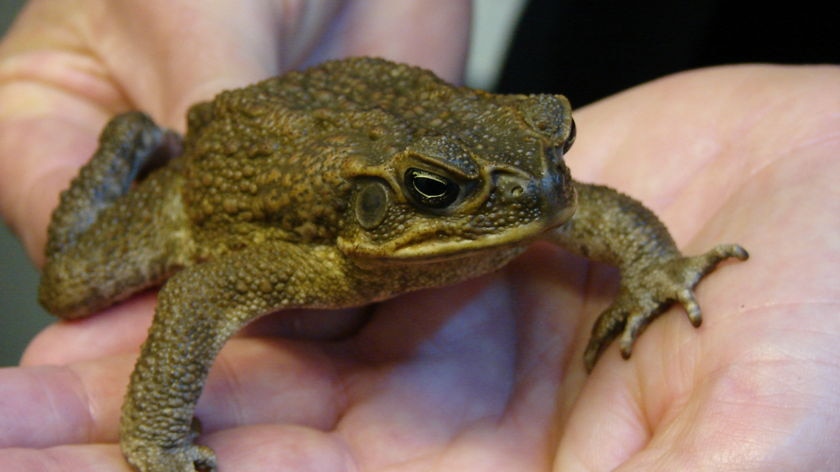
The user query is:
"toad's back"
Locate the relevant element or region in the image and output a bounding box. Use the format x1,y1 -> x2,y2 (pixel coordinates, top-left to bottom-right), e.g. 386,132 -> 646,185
177,57 -> 553,250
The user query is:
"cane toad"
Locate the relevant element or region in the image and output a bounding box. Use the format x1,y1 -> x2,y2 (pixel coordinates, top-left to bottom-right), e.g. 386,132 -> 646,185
39,57 -> 747,472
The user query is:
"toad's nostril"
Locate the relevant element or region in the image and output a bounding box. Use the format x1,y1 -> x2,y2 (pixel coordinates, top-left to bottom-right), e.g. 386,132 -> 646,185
493,171 -> 532,203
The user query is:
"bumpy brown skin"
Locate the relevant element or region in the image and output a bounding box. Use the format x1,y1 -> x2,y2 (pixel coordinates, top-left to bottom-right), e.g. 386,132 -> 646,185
38,57 -> 747,472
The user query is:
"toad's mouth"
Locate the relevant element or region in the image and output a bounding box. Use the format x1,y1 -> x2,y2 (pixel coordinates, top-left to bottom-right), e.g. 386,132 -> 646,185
392,224 -> 547,260
338,204 -> 575,263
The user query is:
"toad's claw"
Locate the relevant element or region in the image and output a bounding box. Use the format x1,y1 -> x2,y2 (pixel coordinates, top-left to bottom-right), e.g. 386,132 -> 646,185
583,244 -> 748,372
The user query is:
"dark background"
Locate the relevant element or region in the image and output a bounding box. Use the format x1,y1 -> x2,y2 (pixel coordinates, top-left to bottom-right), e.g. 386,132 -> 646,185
497,0 -> 838,105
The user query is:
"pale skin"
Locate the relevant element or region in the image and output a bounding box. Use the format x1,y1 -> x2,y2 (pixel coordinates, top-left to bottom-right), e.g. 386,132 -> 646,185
1,1 -> 838,471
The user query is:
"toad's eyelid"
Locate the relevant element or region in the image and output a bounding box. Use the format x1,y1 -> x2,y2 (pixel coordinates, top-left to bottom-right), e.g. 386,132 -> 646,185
407,152 -> 479,181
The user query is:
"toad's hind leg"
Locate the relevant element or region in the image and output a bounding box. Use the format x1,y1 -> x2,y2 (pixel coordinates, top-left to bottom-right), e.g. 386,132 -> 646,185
44,112 -> 181,254
39,112 -> 190,319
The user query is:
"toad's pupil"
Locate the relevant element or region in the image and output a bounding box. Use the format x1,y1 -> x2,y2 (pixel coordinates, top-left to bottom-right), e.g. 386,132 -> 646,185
405,168 -> 459,208
414,174 -> 448,197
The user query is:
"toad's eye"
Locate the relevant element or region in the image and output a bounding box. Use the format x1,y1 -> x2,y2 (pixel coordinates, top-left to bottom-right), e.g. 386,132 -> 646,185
404,168 -> 459,209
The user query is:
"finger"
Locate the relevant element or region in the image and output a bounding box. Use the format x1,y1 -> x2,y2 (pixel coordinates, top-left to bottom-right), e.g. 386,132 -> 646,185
90,1 -> 295,125
5,336 -> 348,449
0,361 -> 127,448
0,426 -> 349,472
314,0 -> 471,82
21,295 -> 155,366
0,444 -> 130,472
620,353 -> 839,471
552,367 -> 648,471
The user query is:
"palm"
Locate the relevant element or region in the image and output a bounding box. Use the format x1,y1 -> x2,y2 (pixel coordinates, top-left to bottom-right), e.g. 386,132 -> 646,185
1,1 -> 838,470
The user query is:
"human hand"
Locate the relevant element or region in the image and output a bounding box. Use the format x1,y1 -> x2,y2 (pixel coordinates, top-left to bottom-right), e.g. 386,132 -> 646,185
552,65 -> 840,471
2,2 -> 838,470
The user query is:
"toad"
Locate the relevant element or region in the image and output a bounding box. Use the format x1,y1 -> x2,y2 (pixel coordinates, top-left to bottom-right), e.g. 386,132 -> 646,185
39,57 -> 747,472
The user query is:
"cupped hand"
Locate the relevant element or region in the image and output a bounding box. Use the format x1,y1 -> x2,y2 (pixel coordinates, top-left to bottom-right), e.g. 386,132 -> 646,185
554,65 -> 840,471
2,1 -> 839,470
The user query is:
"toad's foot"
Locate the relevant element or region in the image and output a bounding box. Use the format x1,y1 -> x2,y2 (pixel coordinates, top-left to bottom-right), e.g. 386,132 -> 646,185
583,244 -> 748,371
123,417 -> 216,472
122,442 -> 217,472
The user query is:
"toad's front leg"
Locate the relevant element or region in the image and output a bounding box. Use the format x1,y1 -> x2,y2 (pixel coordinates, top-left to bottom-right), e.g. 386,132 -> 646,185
119,243 -> 362,472
548,182 -> 748,372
